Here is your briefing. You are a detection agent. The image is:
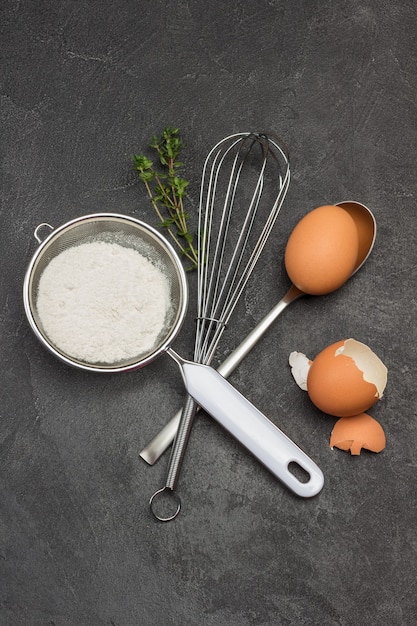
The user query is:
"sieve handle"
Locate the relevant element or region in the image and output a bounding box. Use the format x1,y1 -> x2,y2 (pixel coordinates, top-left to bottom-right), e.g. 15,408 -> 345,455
34,223 -> 54,244
179,360 -> 324,498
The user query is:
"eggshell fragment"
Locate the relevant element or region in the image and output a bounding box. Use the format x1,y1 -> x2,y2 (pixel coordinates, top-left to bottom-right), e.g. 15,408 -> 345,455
289,351 -> 311,391
307,339 -> 387,417
330,413 -> 386,455
284,205 -> 359,295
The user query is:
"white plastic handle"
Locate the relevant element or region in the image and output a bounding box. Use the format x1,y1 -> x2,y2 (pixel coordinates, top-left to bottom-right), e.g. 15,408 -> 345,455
179,360 -> 324,498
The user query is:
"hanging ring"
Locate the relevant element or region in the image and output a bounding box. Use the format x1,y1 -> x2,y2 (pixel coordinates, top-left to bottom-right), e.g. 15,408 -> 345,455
149,486 -> 181,522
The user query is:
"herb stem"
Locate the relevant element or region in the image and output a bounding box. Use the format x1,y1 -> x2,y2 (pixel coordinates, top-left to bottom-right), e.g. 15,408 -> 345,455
132,127 -> 198,270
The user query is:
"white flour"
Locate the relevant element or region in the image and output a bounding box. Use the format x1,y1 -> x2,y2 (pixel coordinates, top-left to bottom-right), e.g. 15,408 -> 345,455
36,240 -> 171,363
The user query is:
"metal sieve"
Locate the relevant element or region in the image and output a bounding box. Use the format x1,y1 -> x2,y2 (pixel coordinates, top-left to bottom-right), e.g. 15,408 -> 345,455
23,213 -> 188,373
23,212 -> 323,510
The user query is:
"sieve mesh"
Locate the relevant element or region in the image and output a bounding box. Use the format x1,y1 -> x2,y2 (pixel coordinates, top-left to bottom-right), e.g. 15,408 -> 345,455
24,214 -> 187,372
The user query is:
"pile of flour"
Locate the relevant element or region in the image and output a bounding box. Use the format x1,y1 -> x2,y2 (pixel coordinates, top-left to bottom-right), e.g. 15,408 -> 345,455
36,240 -> 171,364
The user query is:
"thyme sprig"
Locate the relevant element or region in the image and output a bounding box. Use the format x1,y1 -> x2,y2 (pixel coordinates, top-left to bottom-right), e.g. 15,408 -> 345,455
132,127 -> 198,270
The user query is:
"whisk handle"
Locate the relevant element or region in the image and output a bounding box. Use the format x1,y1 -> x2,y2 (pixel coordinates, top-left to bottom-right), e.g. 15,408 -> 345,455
181,361 -> 324,498
139,284 -> 304,465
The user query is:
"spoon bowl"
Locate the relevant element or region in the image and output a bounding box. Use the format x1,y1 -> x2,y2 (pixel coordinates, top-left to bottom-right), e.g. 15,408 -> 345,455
337,201 -> 376,274
140,201 -> 377,464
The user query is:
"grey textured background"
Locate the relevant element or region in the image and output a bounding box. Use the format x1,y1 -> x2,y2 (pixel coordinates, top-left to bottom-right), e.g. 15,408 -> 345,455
1,1 -> 416,625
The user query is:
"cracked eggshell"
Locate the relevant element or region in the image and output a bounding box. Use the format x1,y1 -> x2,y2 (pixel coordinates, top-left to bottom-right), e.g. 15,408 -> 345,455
284,205 -> 359,295
307,339 -> 388,417
330,413 -> 386,455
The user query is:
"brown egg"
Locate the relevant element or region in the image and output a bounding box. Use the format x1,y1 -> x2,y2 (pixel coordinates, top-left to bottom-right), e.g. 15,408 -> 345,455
307,339 -> 387,417
330,413 -> 386,455
284,205 -> 359,295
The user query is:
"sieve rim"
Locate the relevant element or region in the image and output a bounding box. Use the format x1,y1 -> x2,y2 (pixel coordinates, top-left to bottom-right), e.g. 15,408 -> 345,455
23,212 -> 189,373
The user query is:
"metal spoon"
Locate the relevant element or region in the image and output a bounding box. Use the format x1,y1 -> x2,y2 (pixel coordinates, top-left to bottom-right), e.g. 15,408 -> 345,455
140,201 -> 376,465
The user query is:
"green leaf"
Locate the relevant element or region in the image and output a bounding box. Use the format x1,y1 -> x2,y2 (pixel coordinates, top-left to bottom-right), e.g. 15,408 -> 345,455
132,154 -> 153,171
160,218 -> 176,228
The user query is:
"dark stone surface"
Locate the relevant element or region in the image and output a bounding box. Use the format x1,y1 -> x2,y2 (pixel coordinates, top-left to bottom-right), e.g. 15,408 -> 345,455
1,1 -> 416,624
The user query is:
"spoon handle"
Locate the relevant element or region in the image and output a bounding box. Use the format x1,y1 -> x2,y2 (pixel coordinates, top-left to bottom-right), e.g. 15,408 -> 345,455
140,284 -> 304,465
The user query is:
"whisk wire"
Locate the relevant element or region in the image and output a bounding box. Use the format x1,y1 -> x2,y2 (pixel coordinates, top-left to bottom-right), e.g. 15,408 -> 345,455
198,138 -> 248,314
196,136 -> 243,309
195,139 -> 244,359
195,135 -> 265,362
196,174 -> 263,363
195,132 -> 290,366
